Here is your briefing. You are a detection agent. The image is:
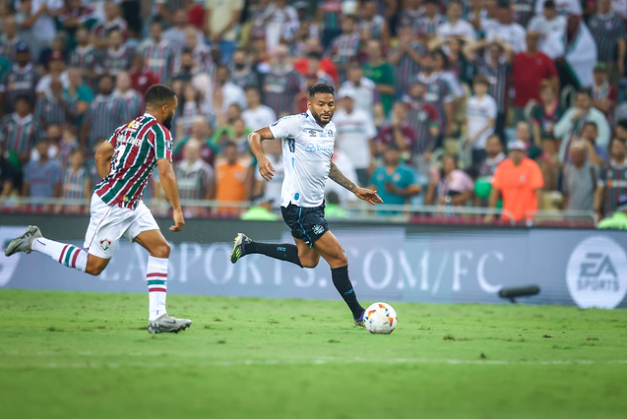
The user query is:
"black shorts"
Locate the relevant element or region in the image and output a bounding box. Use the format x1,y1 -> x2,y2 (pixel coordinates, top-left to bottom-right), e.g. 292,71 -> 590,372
281,203 -> 329,248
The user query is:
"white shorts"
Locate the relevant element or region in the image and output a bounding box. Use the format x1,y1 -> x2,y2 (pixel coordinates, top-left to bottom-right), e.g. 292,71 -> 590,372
84,193 -> 159,259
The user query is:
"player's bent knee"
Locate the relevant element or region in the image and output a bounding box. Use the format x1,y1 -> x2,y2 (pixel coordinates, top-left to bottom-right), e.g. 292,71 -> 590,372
151,242 -> 171,258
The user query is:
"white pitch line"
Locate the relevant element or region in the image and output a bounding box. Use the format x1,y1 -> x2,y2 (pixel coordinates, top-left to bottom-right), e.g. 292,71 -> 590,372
1,358 -> 627,369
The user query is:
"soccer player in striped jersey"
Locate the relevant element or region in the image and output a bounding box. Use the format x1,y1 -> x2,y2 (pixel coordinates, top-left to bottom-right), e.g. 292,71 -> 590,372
5,85 -> 191,334
230,84 -> 383,326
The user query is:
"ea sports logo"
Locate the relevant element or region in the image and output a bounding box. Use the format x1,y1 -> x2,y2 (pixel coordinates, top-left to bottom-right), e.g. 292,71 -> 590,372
566,236 -> 627,309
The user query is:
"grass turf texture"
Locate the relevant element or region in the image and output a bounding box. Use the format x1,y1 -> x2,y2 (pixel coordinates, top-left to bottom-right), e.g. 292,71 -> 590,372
0,290 -> 626,419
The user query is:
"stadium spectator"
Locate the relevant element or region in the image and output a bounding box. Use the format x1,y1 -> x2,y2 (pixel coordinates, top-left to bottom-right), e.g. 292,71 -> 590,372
22,138 -> 62,200
591,64 -> 617,122
31,122 -> 61,162
363,40 -> 394,116
375,101 -> 415,157
542,14 -> 597,89
534,0 -> 582,16
176,83 -> 213,140
242,87 -> 276,132
326,142 -> 359,204
359,0 -> 390,48
114,71 -> 143,122
230,49 -> 257,90
80,74 -> 128,147
62,147 -> 90,211
326,14 -> 361,80
128,54 -> 159,96
425,154 -> 474,207
486,139 -> 544,222
0,15 -> 21,63
34,77 -> 73,127
465,75 -> 497,166
527,1 -> 566,50
141,21 -> 175,84
415,53 -> 453,136
368,142 -> 420,210
1,42 -> 39,115
91,1 -> 127,48
36,51 -> 68,98
587,0 -> 626,86
262,45 -> 301,116
163,9 -> 196,51
294,38 -> 340,82
334,88 -> 377,186
388,25 -> 425,97
436,0 -> 476,40
261,0 -> 299,53
14,0 -> 56,59
105,29 -> 134,77
155,0 -> 191,25
562,140 -> 599,212
555,89 -> 610,162
579,121 -> 608,166
175,138 -> 214,217
414,0 -> 445,38
340,61 -> 377,119
479,134 -> 506,178
595,138 -> 627,218
173,27 -> 213,77
511,0 -> 536,27
404,80 -> 441,171
398,0 -> 423,28
68,26 -> 99,90
303,51 -> 335,87
64,66 -> 93,127
204,0 -> 243,62
173,116 -> 215,166
530,80 -> 563,143
485,1 -> 527,53
0,95 -> 43,163
512,31 -> 558,122
214,141 -> 249,216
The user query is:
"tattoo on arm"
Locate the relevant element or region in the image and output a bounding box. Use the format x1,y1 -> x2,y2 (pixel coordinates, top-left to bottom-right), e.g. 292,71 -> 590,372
329,162 -> 357,192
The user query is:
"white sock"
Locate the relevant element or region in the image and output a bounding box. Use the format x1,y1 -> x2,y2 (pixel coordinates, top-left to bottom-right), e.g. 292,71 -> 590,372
147,256 -> 168,321
31,237 -> 88,272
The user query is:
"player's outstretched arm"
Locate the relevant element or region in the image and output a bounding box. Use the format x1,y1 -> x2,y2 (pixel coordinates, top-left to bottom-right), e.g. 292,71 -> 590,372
157,159 -> 185,232
329,162 -> 383,206
248,127 -> 276,181
95,141 -> 115,179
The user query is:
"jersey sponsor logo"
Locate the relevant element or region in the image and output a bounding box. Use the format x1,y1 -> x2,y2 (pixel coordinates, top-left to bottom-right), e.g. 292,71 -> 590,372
100,239 -> 112,251
307,129 -> 317,137
305,142 -> 334,153
165,140 -> 172,150
566,236 -> 627,309
305,143 -> 316,153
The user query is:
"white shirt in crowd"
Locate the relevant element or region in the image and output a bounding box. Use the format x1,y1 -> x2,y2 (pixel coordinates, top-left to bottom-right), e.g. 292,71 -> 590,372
219,81 -> 247,113
242,105 -> 277,131
340,78 -> 376,118
466,94 -> 497,150
486,23 -> 527,53
255,153 -> 284,205
437,19 -> 477,40
36,72 -> 70,99
269,110 -> 336,208
333,107 -> 377,170
528,14 -> 566,49
534,0 -> 582,16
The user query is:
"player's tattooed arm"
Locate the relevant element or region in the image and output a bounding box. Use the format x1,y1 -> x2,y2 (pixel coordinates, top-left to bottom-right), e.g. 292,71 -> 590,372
328,162 -> 357,192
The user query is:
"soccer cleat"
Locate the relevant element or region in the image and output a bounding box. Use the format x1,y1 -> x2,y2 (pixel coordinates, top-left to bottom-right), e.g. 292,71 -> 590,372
147,314 -> 192,334
230,233 -> 252,264
354,310 -> 366,328
4,225 -> 42,257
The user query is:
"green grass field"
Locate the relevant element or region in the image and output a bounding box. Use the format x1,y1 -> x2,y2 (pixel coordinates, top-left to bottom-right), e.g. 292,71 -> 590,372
1,290 -> 626,419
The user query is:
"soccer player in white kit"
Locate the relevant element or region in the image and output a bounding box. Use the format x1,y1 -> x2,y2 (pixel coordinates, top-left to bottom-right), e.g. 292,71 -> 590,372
5,85 -> 191,334
230,84 -> 383,326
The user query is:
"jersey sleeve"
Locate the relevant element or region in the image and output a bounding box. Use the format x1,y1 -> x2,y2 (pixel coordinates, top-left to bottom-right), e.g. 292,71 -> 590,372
268,115 -> 302,139
151,123 -> 173,161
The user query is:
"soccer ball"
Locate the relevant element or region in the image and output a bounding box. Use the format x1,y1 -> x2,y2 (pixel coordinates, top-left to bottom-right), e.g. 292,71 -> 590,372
363,302 -> 397,334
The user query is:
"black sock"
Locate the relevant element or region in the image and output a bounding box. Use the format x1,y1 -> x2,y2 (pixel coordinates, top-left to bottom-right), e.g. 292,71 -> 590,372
331,265 -> 364,318
244,241 -> 302,267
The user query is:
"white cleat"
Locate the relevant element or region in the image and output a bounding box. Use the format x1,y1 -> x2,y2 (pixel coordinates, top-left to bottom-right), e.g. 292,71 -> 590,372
4,225 -> 42,256
147,314 -> 192,334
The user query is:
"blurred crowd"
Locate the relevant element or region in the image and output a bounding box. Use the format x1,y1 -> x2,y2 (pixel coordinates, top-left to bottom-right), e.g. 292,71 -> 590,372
0,0 -> 626,224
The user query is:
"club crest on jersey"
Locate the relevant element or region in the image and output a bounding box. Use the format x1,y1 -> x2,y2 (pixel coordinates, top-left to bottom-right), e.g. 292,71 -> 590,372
328,130 -> 334,138
100,239 -> 112,251
312,224 -> 324,235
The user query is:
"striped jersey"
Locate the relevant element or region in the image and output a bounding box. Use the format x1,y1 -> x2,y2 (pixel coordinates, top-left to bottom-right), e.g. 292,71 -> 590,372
359,15 -> 386,40
403,96 -> 441,155
105,45 -> 135,76
399,8 -> 424,28
0,37 -> 19,63
415,72 -> 453,127
141,40 -> 175,84
91,17 -> 129,42
95,113 -> 173,209
84,94 -> 130,147
473,57 -> 510,113
262,69 -> 302,116
69,45 -> 99,73
413,14 -> 446,37
0,113 -> 44,154
320,1 -> 343,31
0,63 -> 40,107
174,159 -> 213,201
174,44 -> 214,75
600,159 -> 627,215
392,41 -> 425,96
588,13 -> 626,63
326,32 -> 361,66
35,96 -> 70,126
63,166 -> 90,200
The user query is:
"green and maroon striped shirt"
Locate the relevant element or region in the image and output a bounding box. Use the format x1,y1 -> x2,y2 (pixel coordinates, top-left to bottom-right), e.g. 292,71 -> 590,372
95,113 -> 173,209
601,160 -> 627,215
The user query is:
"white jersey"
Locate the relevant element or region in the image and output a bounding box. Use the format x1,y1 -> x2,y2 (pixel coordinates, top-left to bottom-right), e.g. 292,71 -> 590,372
269,110 -> 336,208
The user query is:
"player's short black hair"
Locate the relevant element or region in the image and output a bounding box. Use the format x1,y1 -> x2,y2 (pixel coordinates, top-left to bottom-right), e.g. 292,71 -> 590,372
309,83 -> 335,99
145,84 -> 177,107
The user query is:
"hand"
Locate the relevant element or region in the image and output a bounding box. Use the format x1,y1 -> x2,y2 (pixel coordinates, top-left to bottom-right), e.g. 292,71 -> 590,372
170,208 -> 185,231
258,155 -> 275,181
354,187 -> 383,206
484,214 -> 495,224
